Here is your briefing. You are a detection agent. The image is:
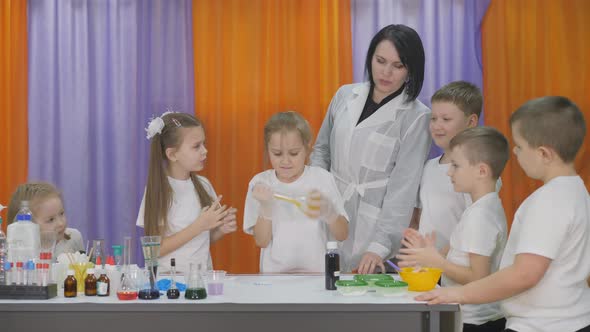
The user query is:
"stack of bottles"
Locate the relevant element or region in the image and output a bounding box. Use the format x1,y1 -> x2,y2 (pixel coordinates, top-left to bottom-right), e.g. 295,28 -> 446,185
0,201 -> 57,299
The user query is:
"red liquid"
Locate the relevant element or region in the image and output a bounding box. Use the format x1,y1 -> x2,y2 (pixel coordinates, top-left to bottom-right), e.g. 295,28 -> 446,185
117,291 -> 138,300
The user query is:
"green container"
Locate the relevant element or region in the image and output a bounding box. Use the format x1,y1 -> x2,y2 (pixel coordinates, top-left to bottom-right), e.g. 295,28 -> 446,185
334,279 -> 368,296
374,280 -> 408,297
353,274 -> 394,287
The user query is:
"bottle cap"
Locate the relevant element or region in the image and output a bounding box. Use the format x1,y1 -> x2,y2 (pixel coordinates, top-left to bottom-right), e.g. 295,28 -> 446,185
26,260 -> 35,270
112,245 -> 122,256
36,263 -> 43,269
327,241 -> 338,250
16,262 -> 23,268
95,256 -> 102,265
42,263 -> 50,269
67,269 -> 75,276
4,262 -> 11,270
106,255 -> 115,265
87,268 -> 95,274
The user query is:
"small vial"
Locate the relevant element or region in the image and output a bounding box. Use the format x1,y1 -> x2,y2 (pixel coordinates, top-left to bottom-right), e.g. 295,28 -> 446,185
15,262 -> 24,285
85,268 -> 97,296
36,263 -> 43,285
41,263 -> 50,286
4,262 -> 12,285
25,260 -> 36,285
64,270 -> 77,298
97,269 -> 110,297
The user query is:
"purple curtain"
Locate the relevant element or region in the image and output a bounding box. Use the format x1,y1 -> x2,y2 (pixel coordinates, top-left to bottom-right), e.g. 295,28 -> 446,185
351,0 -> 490,156
27,0 -> 195,263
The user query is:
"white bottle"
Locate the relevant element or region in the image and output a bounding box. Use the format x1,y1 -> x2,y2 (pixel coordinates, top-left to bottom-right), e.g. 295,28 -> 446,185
7,201 -> 41,264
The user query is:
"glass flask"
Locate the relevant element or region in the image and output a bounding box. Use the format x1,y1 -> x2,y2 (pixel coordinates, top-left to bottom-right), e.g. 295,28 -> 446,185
185,263 -> 207,300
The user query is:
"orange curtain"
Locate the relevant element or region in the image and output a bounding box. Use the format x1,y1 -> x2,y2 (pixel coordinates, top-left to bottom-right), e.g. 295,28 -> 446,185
482,0 -> 590,227
0,0 -> 28,231
192,0 -> 352,273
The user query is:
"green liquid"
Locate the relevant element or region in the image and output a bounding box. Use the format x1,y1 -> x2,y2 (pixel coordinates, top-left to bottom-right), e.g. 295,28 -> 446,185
185,287 -> 207,300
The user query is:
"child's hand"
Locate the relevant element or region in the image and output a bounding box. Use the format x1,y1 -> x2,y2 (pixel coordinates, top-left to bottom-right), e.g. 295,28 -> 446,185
217,207 -> 238,234
196,198 -> 228,231
396,242 -> 444,269
402,228 -> 427,249
252,183 -> 274,219
305,190 -> 338,224
252,183 -> 273,203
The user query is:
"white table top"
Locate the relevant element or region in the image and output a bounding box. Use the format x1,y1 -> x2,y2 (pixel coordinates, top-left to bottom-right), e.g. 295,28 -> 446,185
0,274 -> 448,306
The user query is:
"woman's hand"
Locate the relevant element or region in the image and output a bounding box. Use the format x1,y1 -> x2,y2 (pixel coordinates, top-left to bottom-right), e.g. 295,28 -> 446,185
357,252 -> 386,274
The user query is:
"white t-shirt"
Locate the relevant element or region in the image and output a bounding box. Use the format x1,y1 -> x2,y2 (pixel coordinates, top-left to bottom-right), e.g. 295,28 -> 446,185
243,166 -> 348,273
54,228 -> 84,257
443,192 -> 507,325
500,176 -> 590,332
418,156 -> 470,250
418,156 -> 502,250
136,176 -> 216,274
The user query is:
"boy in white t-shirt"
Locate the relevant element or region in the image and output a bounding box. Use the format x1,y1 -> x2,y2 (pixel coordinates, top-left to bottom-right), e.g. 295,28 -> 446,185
399,126 -> 509,332
411,81 -> 481,252
417,97 -> 590,332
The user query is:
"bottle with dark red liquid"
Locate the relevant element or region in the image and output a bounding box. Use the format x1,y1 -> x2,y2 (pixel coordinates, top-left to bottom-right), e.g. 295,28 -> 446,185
325,241 -> 340,290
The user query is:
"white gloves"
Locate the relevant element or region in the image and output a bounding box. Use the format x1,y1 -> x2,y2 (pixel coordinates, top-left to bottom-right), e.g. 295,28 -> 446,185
305,190 -> 338,224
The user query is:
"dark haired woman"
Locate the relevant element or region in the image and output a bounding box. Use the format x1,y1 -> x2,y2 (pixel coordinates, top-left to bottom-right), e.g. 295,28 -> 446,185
311,24 -> 431,274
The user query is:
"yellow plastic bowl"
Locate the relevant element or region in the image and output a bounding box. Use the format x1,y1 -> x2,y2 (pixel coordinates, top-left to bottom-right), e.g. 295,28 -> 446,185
398,267 -> 442,292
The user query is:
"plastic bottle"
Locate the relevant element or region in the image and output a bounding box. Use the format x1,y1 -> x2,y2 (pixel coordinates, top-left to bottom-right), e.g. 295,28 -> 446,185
7,201 -> 40,264
0,217 -> 6,285
97,268 -> 110,297
64,270 -> 77,298
325,241 -> 340,290
85,268 -> 97,296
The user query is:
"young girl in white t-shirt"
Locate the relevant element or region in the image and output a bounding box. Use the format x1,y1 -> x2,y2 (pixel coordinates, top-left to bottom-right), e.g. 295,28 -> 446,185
8,182 -> 85,257
243,111 -> 349,273
136,112 -> 237,274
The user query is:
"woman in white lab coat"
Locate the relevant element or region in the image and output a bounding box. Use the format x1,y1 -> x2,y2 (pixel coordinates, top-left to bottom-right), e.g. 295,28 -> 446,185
310,24 -> 431,274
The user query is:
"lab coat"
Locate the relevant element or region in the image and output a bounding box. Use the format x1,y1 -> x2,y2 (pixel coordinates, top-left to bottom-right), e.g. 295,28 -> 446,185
311,82 -> 431,272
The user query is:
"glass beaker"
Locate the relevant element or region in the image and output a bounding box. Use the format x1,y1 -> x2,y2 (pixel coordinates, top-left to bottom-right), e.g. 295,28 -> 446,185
185,263 -> 207,300
206,270 -> 226,296
140,235 -> 161,299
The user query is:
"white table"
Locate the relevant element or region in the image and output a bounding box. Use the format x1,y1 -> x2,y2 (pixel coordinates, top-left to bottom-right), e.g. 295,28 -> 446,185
0,274 -> 459,332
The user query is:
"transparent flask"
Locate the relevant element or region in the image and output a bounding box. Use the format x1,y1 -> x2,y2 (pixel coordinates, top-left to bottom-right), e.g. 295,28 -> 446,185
185,263 -> 207,300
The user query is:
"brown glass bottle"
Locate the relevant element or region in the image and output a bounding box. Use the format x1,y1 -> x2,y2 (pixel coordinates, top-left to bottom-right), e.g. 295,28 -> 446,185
84,268 -> 97,296
97,270 -> 110,297
64,270 -> 77,298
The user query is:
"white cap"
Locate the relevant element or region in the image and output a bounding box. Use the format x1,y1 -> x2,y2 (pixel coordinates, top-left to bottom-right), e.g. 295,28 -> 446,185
67,269 -> 75,275
87,268 -> 95,274
327,241 -> 338,250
